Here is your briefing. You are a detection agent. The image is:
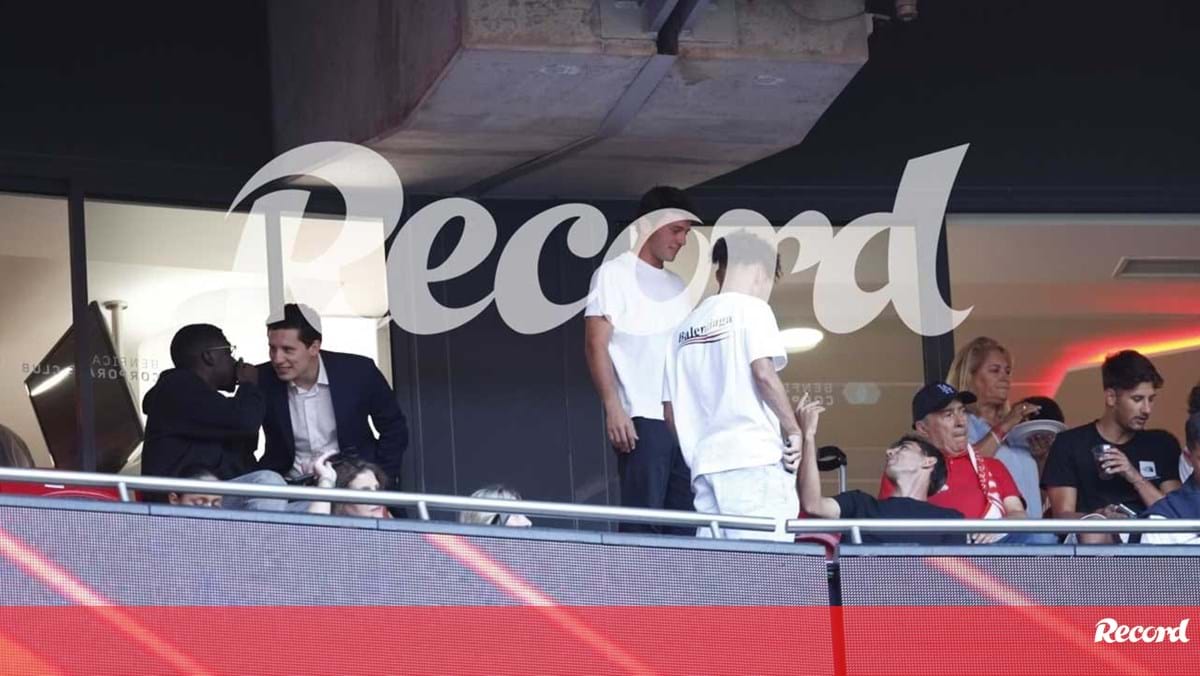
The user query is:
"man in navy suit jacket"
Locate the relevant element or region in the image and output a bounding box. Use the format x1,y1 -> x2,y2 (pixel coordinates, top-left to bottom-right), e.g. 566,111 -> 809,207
258,304 -> 408,488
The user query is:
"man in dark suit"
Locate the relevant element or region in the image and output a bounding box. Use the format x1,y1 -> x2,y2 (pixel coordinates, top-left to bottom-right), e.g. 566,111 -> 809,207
142,324 -> 262,480
258,304 -> 408,489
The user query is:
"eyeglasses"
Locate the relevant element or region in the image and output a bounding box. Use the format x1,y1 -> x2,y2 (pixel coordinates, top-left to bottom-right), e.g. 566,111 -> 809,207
205,344 -> 239,359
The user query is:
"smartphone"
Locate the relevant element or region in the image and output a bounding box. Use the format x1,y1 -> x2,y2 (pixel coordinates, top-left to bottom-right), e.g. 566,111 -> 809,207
1113,504 -> 1137,517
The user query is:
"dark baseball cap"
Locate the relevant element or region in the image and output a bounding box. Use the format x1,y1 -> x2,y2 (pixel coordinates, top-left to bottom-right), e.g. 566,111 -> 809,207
912,382 -> 977,425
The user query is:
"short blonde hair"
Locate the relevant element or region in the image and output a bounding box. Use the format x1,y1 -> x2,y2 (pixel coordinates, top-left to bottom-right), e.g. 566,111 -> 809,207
459,484 -> 523,525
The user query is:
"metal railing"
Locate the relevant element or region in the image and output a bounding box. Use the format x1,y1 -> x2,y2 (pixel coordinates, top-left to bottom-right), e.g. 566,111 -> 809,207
4,467 -> 1200,544
787,517 -> 1200,544
0,467 -> 778,538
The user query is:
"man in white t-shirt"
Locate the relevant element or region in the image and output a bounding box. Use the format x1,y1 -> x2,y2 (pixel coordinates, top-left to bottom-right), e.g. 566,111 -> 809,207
663,230 -> 803,540
584,187 -> 699,534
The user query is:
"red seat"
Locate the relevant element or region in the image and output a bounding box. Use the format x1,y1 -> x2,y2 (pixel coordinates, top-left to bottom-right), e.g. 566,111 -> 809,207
0,480 -> 125,501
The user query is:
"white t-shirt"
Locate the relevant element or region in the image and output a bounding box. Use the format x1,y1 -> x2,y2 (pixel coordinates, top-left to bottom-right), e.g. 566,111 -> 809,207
663,292 -> 788,479
585,252 -> 692,420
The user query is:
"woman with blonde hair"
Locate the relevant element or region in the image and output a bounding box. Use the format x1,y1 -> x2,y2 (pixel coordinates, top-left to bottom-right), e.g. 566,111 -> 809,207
946,337 -> 1052,536
947,337 -> 1041,457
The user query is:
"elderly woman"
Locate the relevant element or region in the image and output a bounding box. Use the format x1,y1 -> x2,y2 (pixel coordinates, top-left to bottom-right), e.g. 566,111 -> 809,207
459,485 -> 533,527
947,337 -> 1046,521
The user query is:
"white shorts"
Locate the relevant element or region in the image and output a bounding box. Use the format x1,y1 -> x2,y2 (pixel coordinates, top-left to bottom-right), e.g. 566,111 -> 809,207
692,463 -> 798,541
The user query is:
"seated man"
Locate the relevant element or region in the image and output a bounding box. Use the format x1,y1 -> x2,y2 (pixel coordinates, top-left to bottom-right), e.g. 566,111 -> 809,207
142,324 -> 263,481
167,465 -> 223,508
796,394 -> 965,545
1141,386 -> 1200,545
1043,350 -> 1182,544
880,383 -> 1039,544
258,304 -> 408,490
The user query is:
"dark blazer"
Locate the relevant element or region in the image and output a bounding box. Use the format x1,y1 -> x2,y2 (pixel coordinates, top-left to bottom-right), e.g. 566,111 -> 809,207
141,368 -> 262,480
258,350 -> 408,484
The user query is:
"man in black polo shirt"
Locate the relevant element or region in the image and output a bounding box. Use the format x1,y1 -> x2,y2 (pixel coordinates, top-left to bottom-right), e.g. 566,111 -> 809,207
796,394 -> 965,545
1043,350 -> 1183,543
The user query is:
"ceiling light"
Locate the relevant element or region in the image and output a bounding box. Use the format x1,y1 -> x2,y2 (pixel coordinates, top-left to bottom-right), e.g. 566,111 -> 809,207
780,327 -> 824,353
1113,257 -> 1200,279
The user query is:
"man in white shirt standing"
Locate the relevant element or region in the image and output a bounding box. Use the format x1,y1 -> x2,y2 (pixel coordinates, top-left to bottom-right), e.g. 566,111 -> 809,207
585,187 -> 698,534
663,230 -> 802,540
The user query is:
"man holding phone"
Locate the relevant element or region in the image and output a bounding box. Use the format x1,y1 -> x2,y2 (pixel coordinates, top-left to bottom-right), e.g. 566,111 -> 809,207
1043,350 -> 1183,543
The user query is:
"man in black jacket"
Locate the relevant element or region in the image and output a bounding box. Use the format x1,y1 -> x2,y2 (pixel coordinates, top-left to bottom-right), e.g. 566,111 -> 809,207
141,324 -> 263,480
258,304 -> 408,489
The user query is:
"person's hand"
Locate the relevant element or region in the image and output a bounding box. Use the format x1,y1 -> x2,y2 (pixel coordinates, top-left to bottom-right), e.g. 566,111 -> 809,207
1096,504 -> 1132,520
236,360 -> 259,386
1001,400 -> 1040,430
605,402 -> 638,454
1099,448 -> 1138,483
969,532 -> 1004,544
781,434 -> 802,473
795,393 -> 825,436
311,450 -> 338,488
1027,431 -> 1056,459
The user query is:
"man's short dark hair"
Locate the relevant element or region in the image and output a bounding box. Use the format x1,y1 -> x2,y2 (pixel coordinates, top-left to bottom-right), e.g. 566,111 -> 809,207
175,464 -> 219,481
637,186 -> 696,220
711,232 -> 782,280
895,433 -> 947,496
267,303 -> 322,346
1101,350 -> 1163,391
169,324 -> 227,369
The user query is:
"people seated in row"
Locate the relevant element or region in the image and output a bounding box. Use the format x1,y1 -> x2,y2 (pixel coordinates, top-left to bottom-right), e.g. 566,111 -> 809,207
877,382 -> 1045,543
1141,385 -> 1200,545
796,394 -> 966,545
141,304 -> 409,513
1044,350 -> 1182,543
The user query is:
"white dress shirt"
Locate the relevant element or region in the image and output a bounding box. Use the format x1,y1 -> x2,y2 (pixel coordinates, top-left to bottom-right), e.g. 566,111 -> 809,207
287,355 -> 339,477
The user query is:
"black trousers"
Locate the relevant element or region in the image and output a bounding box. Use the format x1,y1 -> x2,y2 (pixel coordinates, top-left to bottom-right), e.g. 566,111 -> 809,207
616,417 -> 694,535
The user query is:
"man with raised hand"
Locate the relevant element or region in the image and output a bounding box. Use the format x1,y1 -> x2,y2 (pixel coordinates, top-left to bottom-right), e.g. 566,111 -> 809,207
663,230 -> 801,541
880,382 -> 1035,543
584,186 -> 698,534
796,394 -> 966,545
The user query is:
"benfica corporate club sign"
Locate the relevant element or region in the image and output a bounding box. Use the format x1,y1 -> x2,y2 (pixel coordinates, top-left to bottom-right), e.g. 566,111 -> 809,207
227,142 -> 973,337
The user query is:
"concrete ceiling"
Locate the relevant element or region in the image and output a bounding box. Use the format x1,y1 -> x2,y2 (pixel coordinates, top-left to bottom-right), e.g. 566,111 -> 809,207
269,0 -> 871,199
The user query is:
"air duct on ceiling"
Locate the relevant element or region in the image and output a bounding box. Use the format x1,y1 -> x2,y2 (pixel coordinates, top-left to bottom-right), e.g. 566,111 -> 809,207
269,0 -> 870,199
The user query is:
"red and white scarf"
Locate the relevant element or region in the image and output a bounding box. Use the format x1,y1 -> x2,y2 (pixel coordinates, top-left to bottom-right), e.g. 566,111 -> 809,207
965,443 -> 1006,519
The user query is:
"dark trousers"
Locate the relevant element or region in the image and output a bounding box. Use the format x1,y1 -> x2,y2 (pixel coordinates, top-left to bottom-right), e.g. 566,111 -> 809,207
616,417 -> 694,535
